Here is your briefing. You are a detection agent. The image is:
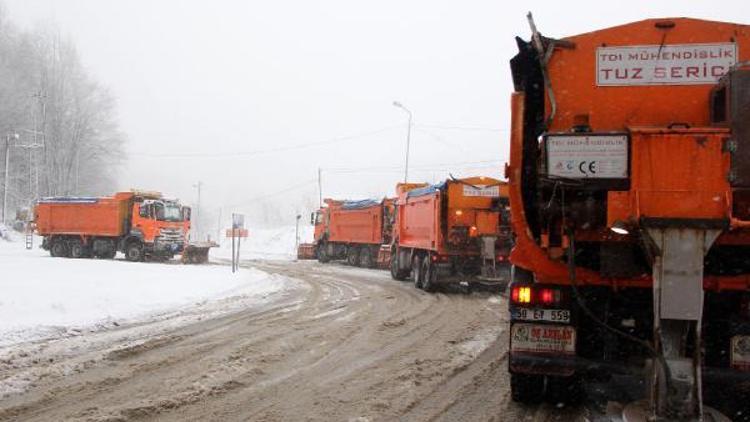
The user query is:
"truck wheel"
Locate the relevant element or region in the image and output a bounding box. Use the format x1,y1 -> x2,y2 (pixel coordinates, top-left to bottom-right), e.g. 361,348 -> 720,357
70,240 -> 90,258
346,246 -> 359,266
359,248 -> 373,268
546,375 -> 584,405
390,252 -> 404,280
510,373 -> 545,404
50,240 -> 70,258
101,249 -> 117,259
412,255 -> 424,289
126,242 -> 144,262
317,244 -> 330,263
421,258 -> 436,292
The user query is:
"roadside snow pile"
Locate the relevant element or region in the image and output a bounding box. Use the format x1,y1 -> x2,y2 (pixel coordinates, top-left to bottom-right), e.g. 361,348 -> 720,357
0,240 -> 290,347
214,224 -> 314,261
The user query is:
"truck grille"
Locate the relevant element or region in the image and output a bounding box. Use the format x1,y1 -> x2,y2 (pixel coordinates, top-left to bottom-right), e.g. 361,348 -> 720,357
159,227 -> 184,242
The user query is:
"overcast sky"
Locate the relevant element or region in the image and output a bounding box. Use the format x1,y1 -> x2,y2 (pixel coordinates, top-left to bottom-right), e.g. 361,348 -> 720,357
3,0 -> 747,230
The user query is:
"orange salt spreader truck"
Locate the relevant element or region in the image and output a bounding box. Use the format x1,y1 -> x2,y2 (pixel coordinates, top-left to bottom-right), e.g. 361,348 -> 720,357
306,198 -> 395,267
505,15 -> 750,420
388,176 -> 512,291
34,190 -> 211,263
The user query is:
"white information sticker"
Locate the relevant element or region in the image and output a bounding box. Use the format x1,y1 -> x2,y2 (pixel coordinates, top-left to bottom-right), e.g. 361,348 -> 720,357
463,185 -> 500,198
510,323 -> 576,354
547,135 -> 628,179
597,43 -> 737,86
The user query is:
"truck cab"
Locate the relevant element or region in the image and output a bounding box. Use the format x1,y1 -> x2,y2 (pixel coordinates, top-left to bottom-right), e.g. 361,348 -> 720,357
125,198 -> 189,261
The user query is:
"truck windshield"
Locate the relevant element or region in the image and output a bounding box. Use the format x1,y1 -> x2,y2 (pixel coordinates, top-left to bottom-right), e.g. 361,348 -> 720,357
154,203 -> 183,222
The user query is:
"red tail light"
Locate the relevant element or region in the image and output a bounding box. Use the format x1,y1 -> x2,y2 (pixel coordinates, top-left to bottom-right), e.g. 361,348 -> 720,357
511,286 -> 532,304
539,288 -> 555,305
510,285 -> 561,306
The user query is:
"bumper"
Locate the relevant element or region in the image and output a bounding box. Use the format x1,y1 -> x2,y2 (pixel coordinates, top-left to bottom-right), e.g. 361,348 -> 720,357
509,352 -> 750,385
152,240 -> 184,254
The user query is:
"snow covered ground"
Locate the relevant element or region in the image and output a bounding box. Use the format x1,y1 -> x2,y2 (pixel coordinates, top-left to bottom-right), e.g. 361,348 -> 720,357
213,224 -> 315,261
0,233 -> 294,347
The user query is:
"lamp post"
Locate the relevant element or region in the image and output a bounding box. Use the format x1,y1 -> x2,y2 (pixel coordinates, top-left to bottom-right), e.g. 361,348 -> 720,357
3,132 -> 20,225
392,101 -> 412,183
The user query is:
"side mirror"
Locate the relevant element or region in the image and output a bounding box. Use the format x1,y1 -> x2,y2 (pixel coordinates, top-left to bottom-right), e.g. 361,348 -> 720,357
183,206 -> 192,221
310,212 -> 315,225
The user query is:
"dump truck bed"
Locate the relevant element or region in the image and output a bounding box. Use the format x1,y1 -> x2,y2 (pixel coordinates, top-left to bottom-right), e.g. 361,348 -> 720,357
35,195 -> 131,237
397,178 -> 507,255
327,200 -> 388,245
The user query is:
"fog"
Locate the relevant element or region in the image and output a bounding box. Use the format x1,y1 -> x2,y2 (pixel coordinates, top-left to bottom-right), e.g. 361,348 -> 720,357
4,0 -> 747,233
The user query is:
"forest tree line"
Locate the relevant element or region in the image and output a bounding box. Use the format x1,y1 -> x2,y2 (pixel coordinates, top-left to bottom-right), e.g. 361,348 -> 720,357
0,5 -> 124,223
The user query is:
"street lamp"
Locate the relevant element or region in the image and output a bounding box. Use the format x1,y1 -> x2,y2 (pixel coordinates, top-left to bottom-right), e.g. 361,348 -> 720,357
392,101 -> 412,183
3,132 -> 20,225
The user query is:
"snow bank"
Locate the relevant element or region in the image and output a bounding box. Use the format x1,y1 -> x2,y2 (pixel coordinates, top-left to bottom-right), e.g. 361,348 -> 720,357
0,240 -> 290,346
213,224 -> 315,261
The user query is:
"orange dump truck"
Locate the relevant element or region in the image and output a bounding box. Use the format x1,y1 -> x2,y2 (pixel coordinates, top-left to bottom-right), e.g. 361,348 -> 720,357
35,191 -> 191,262
506,16 -> 750,419
312,198 -> 394,267
388,176 -> 511,291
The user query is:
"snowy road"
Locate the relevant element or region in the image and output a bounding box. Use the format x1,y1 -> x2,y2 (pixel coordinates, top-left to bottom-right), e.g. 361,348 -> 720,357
0,260 -> 591,421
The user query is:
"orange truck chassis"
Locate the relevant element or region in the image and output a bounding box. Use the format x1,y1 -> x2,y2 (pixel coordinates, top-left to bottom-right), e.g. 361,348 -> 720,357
34,191 -> 191,262
505,16 -> 750,418
311,198 -> 394,268
388,177 -> 512,291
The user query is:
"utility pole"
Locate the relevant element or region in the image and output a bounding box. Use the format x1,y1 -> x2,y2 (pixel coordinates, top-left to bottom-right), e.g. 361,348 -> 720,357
217,207 -> 222,243
392,101 -> 413,183
318,167 -> 322,208
3,132 -> 19,225
295,213 -> 302,256
193,181 -> 202,240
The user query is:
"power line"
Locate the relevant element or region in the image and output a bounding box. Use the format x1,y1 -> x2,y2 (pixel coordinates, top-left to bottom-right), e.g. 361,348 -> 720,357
224,178 -> 318,209
415,124 -> 508,132
324,159 -> 503,173
130,125 -> 401,159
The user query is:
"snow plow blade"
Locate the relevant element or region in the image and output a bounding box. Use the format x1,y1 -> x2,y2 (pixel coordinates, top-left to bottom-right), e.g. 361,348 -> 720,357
297,243 -> 316,260
181,241 -> 218,264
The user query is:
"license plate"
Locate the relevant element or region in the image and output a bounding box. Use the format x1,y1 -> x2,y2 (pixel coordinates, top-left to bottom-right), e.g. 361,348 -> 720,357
512,308 -> 571,323
511,323 -> 576,354
731,336 -> 750,371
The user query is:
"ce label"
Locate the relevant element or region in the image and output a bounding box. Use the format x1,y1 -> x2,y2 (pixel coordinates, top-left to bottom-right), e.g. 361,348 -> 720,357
578,161 -> 597,176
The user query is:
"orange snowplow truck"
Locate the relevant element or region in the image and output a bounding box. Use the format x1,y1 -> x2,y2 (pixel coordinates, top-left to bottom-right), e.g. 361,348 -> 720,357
312,198 -> 394,267
506,16 -> 750,419
34,191 -> 190,262
388,177 -> 512,291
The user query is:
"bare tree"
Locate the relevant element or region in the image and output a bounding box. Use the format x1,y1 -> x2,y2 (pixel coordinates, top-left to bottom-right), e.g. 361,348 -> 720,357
0,9 -> 125,224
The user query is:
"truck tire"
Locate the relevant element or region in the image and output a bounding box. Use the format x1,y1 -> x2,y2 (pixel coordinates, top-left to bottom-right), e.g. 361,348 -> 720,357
100,249 -> 117,259
510,373 -> 545,404
390,247 -> 410,281
346,246 -> 359,266
69,240 -> 88,259
126,242 -> 144,262
421,258 -> 436,292
412,255 -> 424,289
358,247 -> 374,268
50,240 -> 70,258
317,243 -> 330,263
